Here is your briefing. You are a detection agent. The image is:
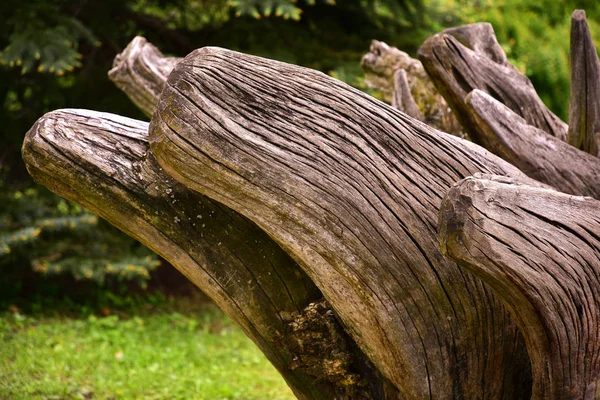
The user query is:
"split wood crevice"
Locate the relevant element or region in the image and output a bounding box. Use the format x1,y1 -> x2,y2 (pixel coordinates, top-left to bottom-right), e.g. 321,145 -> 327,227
22,9 -> 600,400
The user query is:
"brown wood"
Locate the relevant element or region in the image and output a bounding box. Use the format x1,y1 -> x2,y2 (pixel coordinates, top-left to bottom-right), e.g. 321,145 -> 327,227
441,23 -> 507,66
439,175 -> 600,399
568,10 -> 600,157
149,46 -> 542,398
22,109 -> 394,400
465,89 -> 600,199
418,24 -> 568,143
361,40 -> 463,137
391,68 -> 424,121
108,36 -> 182,117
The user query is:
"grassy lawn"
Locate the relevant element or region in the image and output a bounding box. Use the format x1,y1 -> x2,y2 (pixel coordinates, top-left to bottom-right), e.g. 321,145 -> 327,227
0,300 -> 294,399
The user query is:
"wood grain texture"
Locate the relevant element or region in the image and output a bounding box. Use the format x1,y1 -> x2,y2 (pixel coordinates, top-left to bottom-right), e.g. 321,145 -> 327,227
568,10 -> 600,157
439,175 -> 600,399
361,40 -> 462,137
418,25 -> 568,143
441,23 -> 507,66
22,109 -> 394,400
108,36 -> 182,117
465,89 -> 600,198
149,46 -> 542,398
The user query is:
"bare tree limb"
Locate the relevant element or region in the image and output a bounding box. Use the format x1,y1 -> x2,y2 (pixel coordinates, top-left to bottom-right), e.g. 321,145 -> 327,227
418,25 -> 568,143
465,89 -> 600,198
109,36 -> 182,117
442,23 -> 507,66
439,175 -> 600,399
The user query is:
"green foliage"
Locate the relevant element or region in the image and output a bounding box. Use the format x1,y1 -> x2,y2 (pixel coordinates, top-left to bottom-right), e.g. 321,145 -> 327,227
0,182 -> 160,286
0,305 -> 293,399
427,0 -> 600,120
0,3 -> 99,76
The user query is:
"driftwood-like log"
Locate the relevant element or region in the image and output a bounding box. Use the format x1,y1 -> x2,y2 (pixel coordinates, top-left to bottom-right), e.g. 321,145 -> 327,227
568,10 -> 600,157
439,175 -> 600,399
149,46 -> 545,398
22,110 -> 395,399
108,36 -> 182,117
465,89 -> 600,198
418,24 -> 569,143
361,40 -> 462,136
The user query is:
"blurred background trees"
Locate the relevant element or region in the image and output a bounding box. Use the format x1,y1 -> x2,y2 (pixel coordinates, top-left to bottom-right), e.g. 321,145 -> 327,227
1,0 -> 598,300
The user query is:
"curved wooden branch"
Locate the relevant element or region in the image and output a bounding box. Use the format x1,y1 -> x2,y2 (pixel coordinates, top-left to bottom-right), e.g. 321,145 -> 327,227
22,110 -> 394,399
108,36 -> 182,117
418,26 -> 568,143
568,10 -> 600,157
465,89 -> 600,199
149,46 -> 540,398
361,40 -> 462,137
439,175 -> 600,399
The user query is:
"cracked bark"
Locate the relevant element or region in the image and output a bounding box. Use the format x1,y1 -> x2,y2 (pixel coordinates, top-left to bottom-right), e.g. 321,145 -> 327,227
439,175 -> 600,399
464,89 -> 600,198
148,46 -> 541,398
418,24 -> 568,143
568,10 -> 600,157
22,109 -> 395,400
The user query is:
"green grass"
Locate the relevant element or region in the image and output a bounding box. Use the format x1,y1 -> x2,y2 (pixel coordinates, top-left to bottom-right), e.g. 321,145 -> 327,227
0,302 -> 295,399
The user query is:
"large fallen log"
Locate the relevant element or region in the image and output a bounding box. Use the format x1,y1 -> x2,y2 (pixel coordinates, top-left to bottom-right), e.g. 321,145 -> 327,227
464,89 -> 600,198
21,11 -> 600,397
418,24 -> 568,143
568,10 -> 600,157
22,110 -> 391,400
146,46 -> 548,398
439,175 -> 600,399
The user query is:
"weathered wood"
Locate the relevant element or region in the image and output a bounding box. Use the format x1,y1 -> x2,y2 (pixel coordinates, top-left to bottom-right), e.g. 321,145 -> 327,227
439,175 -> 600,399
149,46 -> 542,398
418,25 -> 569,143
108,36 -> 182,117
391,69 -> 424,121
361,40 -> 463,136
568,10 -> 600,157
22,110 -> 395,400
442,23 -> 507,66
465,89 -> 600,198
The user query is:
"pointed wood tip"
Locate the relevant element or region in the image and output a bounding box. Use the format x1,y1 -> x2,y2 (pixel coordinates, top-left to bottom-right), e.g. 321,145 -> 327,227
572,9 -> 587,21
